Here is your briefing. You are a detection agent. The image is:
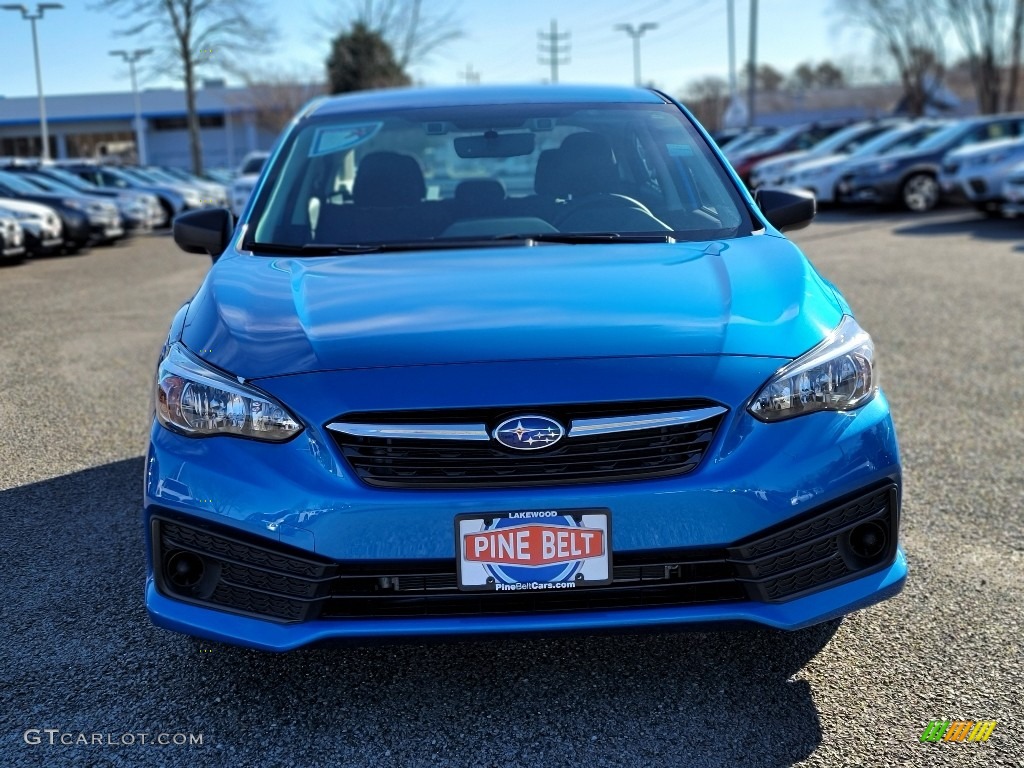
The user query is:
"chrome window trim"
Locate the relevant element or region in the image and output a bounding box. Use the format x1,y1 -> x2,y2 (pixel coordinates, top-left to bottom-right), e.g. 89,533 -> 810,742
326,423 -> 491,441
567,406 -> 727,438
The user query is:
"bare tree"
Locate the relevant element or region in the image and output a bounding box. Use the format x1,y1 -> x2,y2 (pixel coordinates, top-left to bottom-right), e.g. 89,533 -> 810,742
837,0 -> 946,116
945,0 -> 1024,112
230,66 -> 327,136
93,0 -> 272,174
319,0 -> 463,70
681,76 -> 729,131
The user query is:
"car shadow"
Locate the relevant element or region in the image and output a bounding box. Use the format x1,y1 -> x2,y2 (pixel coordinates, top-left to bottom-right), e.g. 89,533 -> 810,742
2,458 -> 835,767
891,211 -> 1024,242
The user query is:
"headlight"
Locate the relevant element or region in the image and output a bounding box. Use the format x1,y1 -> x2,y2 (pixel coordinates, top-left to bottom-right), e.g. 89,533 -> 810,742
63,198 -> 84,210
748,316 -> 875,422
182,190 -> 202,206
155,343 -> 303,441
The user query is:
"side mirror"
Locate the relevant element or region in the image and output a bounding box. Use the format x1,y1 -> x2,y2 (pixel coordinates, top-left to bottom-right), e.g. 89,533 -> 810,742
173,208 -> 234,261
754,187 -> 816,232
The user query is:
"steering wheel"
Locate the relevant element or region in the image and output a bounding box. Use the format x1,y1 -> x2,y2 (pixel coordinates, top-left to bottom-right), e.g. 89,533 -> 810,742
553,192 -> 656,227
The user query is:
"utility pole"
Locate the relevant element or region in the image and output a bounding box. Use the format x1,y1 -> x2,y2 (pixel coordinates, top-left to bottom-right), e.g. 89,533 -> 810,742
458,63 -> 480,84
615,22 -> 658,87
2,3 -> 63,160
538,19 -> 570,83
110,48 -> 153,164
723,0 -> 747,128
747,0 -> 759,127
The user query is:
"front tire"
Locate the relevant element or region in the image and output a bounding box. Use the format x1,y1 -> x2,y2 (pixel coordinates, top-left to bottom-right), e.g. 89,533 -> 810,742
900,173 -> 940,212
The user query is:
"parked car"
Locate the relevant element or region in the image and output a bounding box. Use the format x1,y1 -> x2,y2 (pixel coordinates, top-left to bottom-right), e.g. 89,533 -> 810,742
718,127 -> 778,155
728,122 -> 848,185
837,114 -> 1024,211
938,135 -> 1024,217
787,121 -> 947,205
9,164 -> 161,232
149,84 -> 905,651
4,171 -> 130,244
0,212 -> 26,264
0,172 -> 92,252
999,160 -> 1024,216
0,199 -> 64,256
117,166 -> 207,211
58,162 -> 187,225
749,120 -> 904,189
156,167 -> 230,207
231,151 -> 270,216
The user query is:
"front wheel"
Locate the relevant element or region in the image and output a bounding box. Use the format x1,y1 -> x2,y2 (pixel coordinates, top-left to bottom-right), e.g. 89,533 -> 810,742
900,173 -> 940,212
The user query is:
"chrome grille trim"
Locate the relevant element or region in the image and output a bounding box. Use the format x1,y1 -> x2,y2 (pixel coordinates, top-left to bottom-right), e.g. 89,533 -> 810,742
567,406 -> 728,437
326,422 -> 491,441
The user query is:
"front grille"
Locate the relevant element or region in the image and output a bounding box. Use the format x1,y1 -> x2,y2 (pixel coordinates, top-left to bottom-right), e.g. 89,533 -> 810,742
151,484 -> 899,623
329,400 -> 727,489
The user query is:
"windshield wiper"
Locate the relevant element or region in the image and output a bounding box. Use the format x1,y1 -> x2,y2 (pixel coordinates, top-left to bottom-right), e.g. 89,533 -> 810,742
498,232 -> 677,244
245,239 -> 534,255
244,232 -> 677,256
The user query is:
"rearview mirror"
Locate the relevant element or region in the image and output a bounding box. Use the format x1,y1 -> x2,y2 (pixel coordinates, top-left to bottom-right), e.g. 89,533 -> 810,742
753,187 -> 816,232
173,208 -> 234,261
454,131 -> 535,158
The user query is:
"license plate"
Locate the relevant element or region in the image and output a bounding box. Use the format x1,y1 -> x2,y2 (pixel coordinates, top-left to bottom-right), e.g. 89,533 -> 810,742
105,226 -> 124,237
455,509 -> 611,592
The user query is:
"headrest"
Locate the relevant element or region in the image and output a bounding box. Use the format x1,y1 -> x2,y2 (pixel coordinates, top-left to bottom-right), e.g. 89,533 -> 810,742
455,179 -> 506,206
353,151 -> 426,207
558,132 -> 619,195
534,148 -> 567,197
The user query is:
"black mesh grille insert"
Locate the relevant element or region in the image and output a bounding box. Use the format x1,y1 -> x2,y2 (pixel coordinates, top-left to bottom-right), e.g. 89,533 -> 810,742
329,401 -> 726,489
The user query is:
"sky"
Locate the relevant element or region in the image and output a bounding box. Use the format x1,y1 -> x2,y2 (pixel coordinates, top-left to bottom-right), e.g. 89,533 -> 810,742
0,0 -> 872,100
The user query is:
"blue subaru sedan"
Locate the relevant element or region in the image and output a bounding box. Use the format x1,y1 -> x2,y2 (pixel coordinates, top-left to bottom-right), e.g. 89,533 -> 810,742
148,85 -> 905,651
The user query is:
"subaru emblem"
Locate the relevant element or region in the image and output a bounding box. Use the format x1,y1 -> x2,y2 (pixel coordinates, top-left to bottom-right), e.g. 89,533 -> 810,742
493,415 -> 565,451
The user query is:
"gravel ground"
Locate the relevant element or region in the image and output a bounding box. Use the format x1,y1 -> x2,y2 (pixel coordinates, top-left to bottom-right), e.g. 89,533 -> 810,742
0,212 -> 1021,767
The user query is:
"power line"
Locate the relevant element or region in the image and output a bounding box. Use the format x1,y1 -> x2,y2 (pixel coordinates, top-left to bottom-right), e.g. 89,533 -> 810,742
538,19 -> 571,83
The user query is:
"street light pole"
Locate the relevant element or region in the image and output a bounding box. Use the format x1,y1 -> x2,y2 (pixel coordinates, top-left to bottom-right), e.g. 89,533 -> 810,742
2,3 -> 63,160
614,22 -> 658,87
110,48 -> 153,164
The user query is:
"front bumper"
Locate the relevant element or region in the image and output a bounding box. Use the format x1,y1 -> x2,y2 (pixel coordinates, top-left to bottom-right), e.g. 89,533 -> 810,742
144,377 -> 905,651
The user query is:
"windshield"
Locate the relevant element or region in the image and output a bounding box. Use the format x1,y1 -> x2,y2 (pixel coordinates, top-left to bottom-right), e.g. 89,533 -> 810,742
812,123 -> 896,155
21,174 -> 79,194
915,122 -> 971,151
39,167 -> 99,191
247,102 -> 752,250
120,167 -> 165,184
0,171 -> 48,194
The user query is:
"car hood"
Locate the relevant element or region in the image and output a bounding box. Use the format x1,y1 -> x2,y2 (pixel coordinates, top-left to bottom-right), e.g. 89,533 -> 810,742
790,153 -> 849,174
181,236 -> 845,379
0,197 -> 58,218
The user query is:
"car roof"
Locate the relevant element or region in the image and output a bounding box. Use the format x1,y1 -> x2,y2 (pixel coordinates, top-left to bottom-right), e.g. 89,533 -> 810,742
306,84 -> 669,119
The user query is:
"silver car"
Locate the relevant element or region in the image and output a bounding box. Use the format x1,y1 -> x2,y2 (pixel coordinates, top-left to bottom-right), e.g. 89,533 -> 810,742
939,136 -> 1024,216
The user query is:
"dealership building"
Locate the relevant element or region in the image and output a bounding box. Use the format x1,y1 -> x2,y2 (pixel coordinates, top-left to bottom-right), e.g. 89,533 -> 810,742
0,82 -> 281,170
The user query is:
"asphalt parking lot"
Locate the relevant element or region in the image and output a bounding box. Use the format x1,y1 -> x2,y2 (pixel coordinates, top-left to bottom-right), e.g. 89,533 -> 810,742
1,210 -> 1021,768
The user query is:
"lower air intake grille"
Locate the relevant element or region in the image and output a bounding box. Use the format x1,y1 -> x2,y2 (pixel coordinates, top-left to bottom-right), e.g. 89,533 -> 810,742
150,484 -> 898,623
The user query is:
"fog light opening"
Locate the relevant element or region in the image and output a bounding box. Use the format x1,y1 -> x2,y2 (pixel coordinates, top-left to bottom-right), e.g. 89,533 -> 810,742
167,551 -> 206,589
848,521 -> 887,561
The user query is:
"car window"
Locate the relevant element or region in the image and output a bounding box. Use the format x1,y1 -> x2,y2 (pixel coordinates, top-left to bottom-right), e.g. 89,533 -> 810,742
248,102 -> 752,249
241,156 -> 267,175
